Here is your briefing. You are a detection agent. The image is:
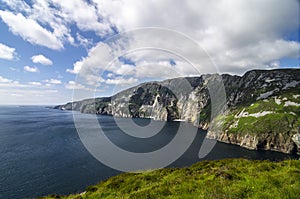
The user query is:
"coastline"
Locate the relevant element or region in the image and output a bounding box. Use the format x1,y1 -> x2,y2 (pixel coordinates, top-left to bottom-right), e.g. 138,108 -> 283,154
54,69 -> 300,155
55,107 -> 300,156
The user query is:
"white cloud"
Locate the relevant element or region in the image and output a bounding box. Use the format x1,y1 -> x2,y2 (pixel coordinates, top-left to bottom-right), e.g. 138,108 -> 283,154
28,82 -> 42,86
66,30 -> 215,82
0,74 -> 65,105
0,76 -> 45,88
66,41 -> 119,74
66,68 -> 77,74
31,54 -> 53,65
106,73 -> 114,78
111,64 -> 136,76
1,0 -> 299,105
30,0 -> 75,46
76,33 -> 93,48
24,66 -> 39,73
0,76 -> 26,89
1,0 -> 31,13
2,88 -> 58,96
90,0 -> 299,75
0,75 -> 13,83
269,61 -> 280,68
84,75 -> 105,86
50,0 -> 112,36
213,39 -> 300,73
95,0 -> 299,41
43,78 -> 62,84
134,61 -> 185,79
0,0 -> 115,50
0,10 -> 63,50
106,77 -> 138,85
1,88 -> 61,105
1,0 -> 299,80
3,0 -> 298,72
0,43 -> 16,60
10,93 -> 23,97
65,81 -> 89,90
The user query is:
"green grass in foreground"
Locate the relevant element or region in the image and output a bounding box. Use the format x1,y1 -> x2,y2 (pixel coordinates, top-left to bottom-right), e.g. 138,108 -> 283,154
41,158 -> 300,199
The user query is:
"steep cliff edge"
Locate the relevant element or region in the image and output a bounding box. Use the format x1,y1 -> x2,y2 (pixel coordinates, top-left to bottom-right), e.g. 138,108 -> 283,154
54,69 -> 300,154
207,69 -> 300,154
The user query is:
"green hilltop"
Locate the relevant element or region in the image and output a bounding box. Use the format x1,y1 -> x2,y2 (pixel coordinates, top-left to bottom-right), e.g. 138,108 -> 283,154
42,158 -> 300,199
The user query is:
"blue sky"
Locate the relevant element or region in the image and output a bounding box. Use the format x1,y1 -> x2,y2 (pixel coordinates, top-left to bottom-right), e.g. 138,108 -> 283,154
0,0 -> 299,105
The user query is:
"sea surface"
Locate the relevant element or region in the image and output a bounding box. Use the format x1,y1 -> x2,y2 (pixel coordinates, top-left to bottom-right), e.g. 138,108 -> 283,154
0,106 -> 298,199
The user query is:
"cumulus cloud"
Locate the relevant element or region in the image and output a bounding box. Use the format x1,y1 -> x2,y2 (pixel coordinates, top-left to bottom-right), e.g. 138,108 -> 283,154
94,0 -> 299,42
0,0 -> 114,50
0,43 -> 16,60
24,66 -> 39,73
1,0 -> 31,13
0,76 -> 45,88
28,82 -> 42,86
43,79 -> 62,84
31,54 -> 53,65
0,74 -> 64,105
0,75 -> 13,83
213,39 -> 300,72
1,0 -> 299,78
66,40 -> 122,74
0,11 -> 63,50
1,87 -> 59,105
0,76 -> 30,90
64,0 -> 299,85
106,77 -> 138,85
76,33 -> 93,48
50,0 -> 112,36
65,81 -> 89,90
67,29 -> 219,85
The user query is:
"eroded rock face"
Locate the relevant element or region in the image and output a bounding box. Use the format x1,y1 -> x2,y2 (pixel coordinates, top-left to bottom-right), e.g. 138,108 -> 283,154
207,131 -> 296,154
54,69 -> 300,154
292,133 -> 300,154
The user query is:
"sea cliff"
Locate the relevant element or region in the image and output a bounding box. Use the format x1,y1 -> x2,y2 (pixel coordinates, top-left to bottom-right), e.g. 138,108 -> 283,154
54,69 -> 300,154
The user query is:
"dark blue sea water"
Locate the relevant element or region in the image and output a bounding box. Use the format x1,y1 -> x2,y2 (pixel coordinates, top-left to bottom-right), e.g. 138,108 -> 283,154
0,106 -> 298,199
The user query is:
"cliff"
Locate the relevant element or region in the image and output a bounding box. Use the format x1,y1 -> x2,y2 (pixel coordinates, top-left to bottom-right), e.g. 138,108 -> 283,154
54,69 -> 300,154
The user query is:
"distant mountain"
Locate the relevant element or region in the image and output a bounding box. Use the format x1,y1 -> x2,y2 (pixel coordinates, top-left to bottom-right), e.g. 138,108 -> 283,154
54,69 -> 300,154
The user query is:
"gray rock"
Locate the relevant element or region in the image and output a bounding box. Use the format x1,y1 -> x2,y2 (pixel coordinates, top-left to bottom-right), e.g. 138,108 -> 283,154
54,68 -> 300,154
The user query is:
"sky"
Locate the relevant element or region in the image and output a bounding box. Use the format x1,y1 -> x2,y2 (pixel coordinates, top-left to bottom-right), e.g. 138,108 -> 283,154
0,0 -> 299,105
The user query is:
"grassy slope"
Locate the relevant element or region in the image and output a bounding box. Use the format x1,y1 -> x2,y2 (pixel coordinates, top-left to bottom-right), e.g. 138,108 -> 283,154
220,91 -> 300,136
42,159 -> 300,199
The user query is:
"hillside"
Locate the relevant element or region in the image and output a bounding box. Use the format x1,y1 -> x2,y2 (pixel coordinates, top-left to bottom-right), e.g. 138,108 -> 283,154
54,69 -> 300,154
42,158 -> 300,199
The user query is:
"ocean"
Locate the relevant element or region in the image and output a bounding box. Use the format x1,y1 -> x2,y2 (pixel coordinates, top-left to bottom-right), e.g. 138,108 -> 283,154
0,106 -> 298,199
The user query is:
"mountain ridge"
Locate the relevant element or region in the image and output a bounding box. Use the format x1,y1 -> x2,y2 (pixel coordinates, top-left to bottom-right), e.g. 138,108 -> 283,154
54,68 -> 300,154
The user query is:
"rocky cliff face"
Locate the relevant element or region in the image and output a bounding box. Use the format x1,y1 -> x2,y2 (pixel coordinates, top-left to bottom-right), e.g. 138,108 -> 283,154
54,69 -> 300,154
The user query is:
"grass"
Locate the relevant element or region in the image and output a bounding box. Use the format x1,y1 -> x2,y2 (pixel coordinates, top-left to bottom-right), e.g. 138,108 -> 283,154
228,113 -> 299,136
218,93 -> 300,136
41,158 -> 300,199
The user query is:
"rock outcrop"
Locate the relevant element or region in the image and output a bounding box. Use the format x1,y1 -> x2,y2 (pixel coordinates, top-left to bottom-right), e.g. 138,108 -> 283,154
54,69 -> 300,154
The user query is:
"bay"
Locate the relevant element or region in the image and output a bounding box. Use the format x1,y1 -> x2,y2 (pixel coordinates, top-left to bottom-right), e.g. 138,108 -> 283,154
0,106 -> 298,199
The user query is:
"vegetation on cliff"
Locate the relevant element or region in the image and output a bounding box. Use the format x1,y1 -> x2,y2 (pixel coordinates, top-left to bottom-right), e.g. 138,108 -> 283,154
42,158 -> 300,199
54,69 -> 300,154
208,88 -> 300,153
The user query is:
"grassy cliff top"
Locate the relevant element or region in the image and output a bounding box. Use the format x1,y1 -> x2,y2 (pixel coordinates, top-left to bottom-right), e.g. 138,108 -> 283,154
42,158 -> 300,199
